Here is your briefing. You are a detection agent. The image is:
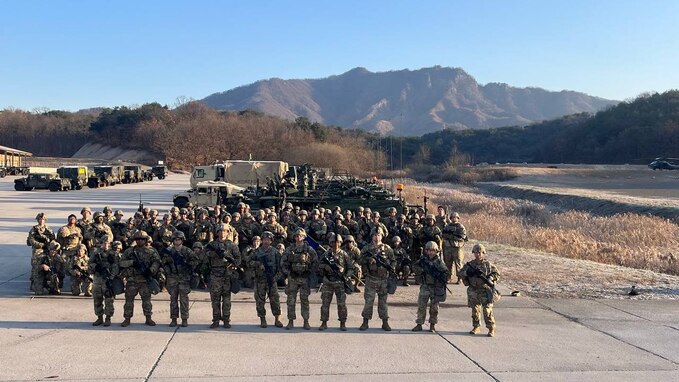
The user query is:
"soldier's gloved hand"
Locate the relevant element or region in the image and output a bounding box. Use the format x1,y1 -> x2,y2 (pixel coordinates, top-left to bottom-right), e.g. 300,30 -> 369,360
369,258 -> 376,265
42,264 -> 50,271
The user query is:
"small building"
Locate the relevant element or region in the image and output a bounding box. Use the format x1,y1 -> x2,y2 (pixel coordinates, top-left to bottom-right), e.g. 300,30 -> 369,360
0,144 -> 33,168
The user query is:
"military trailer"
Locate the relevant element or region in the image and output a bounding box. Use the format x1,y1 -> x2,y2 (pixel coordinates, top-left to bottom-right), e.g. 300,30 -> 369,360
57,166 -> 88,190
122,165 -> 144,184
87,165 -> 123,188
14,173 -> 71,192
152,165 -> 167,180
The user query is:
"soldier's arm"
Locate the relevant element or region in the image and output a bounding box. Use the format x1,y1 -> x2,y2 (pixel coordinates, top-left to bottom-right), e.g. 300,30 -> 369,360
344,252 -> 355,278
489,263 -> 500,283
150,250 -> 162,274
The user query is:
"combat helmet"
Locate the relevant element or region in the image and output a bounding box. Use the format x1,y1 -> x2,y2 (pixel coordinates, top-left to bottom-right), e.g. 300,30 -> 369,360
425,241 -> 440,252
133,231 -> 150,241
172,231 -> 186,241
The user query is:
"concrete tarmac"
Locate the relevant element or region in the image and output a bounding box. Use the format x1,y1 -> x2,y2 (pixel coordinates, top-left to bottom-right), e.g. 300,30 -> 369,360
1,174 -> 677,381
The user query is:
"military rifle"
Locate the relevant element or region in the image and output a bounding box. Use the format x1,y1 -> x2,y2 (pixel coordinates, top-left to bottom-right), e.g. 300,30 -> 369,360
206,242 -> 243,275
414,257 -> 453,294
466,263 -> 500,300
72,263 -> 93,282
132,250 -> 160,294
254,249 -> 276,302
307,238 -> 354,295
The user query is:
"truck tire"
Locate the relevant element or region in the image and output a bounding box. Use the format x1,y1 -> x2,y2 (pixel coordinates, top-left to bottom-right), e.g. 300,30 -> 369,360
49,183 -> 60,192
14,182 -> 25,191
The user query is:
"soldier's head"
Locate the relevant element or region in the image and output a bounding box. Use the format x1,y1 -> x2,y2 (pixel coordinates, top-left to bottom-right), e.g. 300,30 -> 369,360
243,213 -> 253,222
388,207 -> 397,217
472,244 -> 486,260
281,211 -> 291,222
267,212 -> 277,222
115,210 -> 124,220
276,243 -> 286,254
392,236 -> 402,247
299,210 -> 308,221
170,206 -> 179,217
198,208 -> 208,219
261,231 -> 274,247
371,227 -> 385,244
311,209 -> 320,220
179,208 -> 189,220
172,231 -> 186,245
256,209 -> 266,221
126,217 -> 135,227
100,235 -> 112,249
143,207 -> 151,217
425,241 -> 439,257
344,235 -> 356,248
133,230 -> 149,245
437,205 -> 446,216
161,214 -> 170,224
344,210 -> 353,219
93,211 -> 104,223
48,241 -> 60,254
134,211 -> 143,223
364,208 -> 372,218
81,207 -> 92,218
252,235 -> 261,248
293,206 -> 300,214
328,233 -> 342,249
112,241 -> 123,252
397,214 -> 406,223
67,214 -> 78,225
216,223 -> 229,240
409,214 -> 420,224
76,243 -> 87,257
103,206 -> 113,216
237,202 -> 246,213
451,212 -> 460,221
417,207 -> 425,217
221,213 -> 232,224
150,209 -> 159,219
425,214 -> 435,226
372,211 -> 381,222
285,202 -> 293,211
35,212 -> 46,223
334,215 -> 344,225
293,228 -> 307,243
231,212 -> 241,222
192,242 -> 203,251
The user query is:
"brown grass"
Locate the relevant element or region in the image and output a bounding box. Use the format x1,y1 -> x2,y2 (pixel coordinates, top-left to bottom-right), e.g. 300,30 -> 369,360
407,164 -> 519,184
406,183 -> 679,275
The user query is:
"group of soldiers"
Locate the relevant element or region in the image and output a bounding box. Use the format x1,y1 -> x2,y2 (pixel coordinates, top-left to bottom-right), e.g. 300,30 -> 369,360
27,202 -> 500,336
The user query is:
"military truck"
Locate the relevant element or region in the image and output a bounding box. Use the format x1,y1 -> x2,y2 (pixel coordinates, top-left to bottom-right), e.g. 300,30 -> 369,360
143,169 -> 155,181
152,165 -> 167,180
14,173 -> 71,192
173,181 -> 245,208
57,166 -> 88,190
122,165 -> 144,183
87,165 -> 123,188
190,160 -> 288,188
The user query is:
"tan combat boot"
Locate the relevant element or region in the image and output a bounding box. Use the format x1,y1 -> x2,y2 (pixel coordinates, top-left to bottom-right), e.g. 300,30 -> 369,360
319,321 -> 328,331
469,326 -> 481,335
429,323 -> 436,332
274,316 -> 283,328
488,327 -> 495,337
359,318 -> 369,331
381,319 -> 391,331
92,315 -> 103,326
145,315 -> 156,326
121,317 -> 131,327
260,317 -> 268,328
286,320 -> 294,330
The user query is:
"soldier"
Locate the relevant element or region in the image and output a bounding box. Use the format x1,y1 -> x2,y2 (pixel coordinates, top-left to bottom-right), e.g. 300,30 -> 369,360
109,210 -> 127,243
57,214 -> 83,262
296,209 -> 309,228
358,228 -> 396,331
280,228 -> 318,330
458,244 -> 500,337
27,213 -> 55,289
318,233 -> 354,331
280,212 -> 298,245
261,212 -> 286,246
419,215 -> 443,260
119,231 -> 162,327
365,212 -> 388,245
342,235 -> 362,293
412,241 -> 450,332
435,206 -> 450,230
205,224 -> 241,329
391,214 -> 413,251
77,207 -> 94,250
88,235 -> 119,327
154,214 -> 176,251
241,235 -> 260,288
247,231 -> 283,328
192,242 -> 209,289
90,212 -> 113,247
344,210 -> 360,238
121,217 -> 139,248
68,244 -> 92,296
220,213 -> 238,243
174,208 -> 195,247
194,208 -> 214,245
161,231 -> 199,327
407,214 -> 423,262
141,209 -> 161,238
392,236 -> 411,286
33,241 -> 65,295
305,209 -> 327,244
237,213 -> 260,251
443,212 -> 467,284
332,215 -> 351,237
169,206 -> 180,223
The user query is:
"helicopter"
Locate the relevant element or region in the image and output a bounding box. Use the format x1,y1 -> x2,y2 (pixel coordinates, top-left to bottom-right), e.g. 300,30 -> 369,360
648,157 -> 679,170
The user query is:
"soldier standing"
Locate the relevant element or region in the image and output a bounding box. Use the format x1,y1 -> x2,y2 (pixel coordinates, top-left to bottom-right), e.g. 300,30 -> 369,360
443,212 -> 467,284
68,244 -> 92,296
119,231 -> 162,327
280,228 -> 318,330
194,208 -> 214,245
392,236 -> 411,286
205,224 -> 241,329
27,213 -> 55,289
174,208 -> 195,247
358,228 -> 396,331
154,214 -> 176,251
77,207 -> 94,250
109,210 -> 126,243
342,235 -> 362,293
162,231 -> 198,327
33,241 -> 65,295
419,215 -> 443,261
247,231 -> 283,328
305,209 -> 327,244
90,212 -> 113,248
57,214 -> 83,262
318,233 -> 354,331
435,206 -> 450,230
88,235 -> 119,327
412,241 -> 450,332
458,244 -> 500,337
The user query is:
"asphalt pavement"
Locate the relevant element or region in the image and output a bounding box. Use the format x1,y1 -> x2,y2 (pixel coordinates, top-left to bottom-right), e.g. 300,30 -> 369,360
0,174 -> 677,381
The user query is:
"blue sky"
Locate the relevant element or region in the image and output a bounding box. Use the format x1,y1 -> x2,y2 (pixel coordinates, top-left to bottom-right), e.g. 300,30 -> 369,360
1,0 -> 678,111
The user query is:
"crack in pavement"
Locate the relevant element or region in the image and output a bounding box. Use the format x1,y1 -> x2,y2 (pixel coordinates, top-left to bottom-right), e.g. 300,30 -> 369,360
596,300 -> 679,332
0,271 -> 30,287
434,331 -> 500,382
144,300 -> 195,382
533,299 -> 679,367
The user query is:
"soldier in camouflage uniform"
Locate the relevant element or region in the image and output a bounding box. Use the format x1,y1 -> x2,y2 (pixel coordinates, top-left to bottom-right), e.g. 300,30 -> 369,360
412,241 -> 450,332
192,242 -> 209,289
119,231 -> 162,327
77,207 -> 94,250
109,210 -> 127,244
102,206 -> 115,223
246,231 -> 283,328
237,213 -> 260,252
194,208 -> 214,245
392,236 -> 412,286
280,212 -> 298,245
205,224 -> 242,329
161,231 -> 199,327
332,215 -> 351,237
169,206 -> 180,224
121,217 -> 139,248
68,244 -> 92,296
435,206 -> 450,230
141,209 -> 161,238
458,244 -> 500,337
90,212 -> 113,248
174,208 -> 195,247
407,214 -> 423,261
88,235 -> 119,327
27,213 -> 55,289
261,212 -> 286,246
58,214 -> 83,262
342,235 -> 362,293
305,209 -> 327,244
240,235 -> 260,288
280,228 -> 318,330
365,212 -> 388,244
295,209 -> 308,228
318,233 -> 354,331
344,210 -> 360,238
442,212 -> 467,284
358,228 -> 396,331
33,241 -> 65,295
154,214 -> 176,252
419,215 -> 443,261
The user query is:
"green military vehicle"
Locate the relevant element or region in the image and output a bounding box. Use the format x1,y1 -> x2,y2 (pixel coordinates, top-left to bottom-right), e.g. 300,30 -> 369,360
152,165 -> 167,180
14,173 -> 72,192
123,165 -> 144,184
57,166 -> 88,190
173,181 -> 244,208
0,167 -> 6,178
87,165 -> 123,188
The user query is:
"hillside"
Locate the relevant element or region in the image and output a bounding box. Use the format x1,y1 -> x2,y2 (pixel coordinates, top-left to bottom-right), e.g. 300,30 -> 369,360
201,66 -> 617,135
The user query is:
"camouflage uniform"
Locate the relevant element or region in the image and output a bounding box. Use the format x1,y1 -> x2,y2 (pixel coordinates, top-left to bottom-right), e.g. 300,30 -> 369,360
236,217 -> 260,251
161,240 -> 199,323
153,220 -> 176,251
343,237 -> 363,291
27,219 -> 55,288
194,217 -> 214,245
174,216 -> 195,247
261,220 -> 286,246
443,217 -> 467,283
247,244 -> 282,320
318,242 -> 354,327
57,223 -> 83,261
393,242 -> 411,285
33,246 -> 65,295
119,239 -> 162,322
68,246 -> 92,296
89,220 -> 113,248
281,240 -> 318,324
205,238 -> 241,326
458,245 -> 500,336
88,245 -> 120,320
358,240 -> 395,326
412,244 -> 450,329
305,217 -> 327,244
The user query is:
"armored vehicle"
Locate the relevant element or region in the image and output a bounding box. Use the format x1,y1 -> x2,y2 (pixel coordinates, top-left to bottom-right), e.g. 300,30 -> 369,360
152,165 -> 167,180
87,165 -> 123,188
57,166 -> 88,190
122,165 -> 144,183
173,181 -> 245,208
14,173 -> 71,192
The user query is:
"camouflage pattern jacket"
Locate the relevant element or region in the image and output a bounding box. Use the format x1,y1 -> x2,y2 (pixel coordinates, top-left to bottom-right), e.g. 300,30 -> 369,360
57,225 -> 83,250
161,245 -> 199,279
205,239 -> 241,278
88,248 -> 120,283
27,224 -> 55,251
359,243 -> 396,280
318,248 -> 354,284
281,242 -> 318,279
443,222 -> 467,248
119,246 -> 162,280
246,245 -> 281,281
413,255 -> 449,286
